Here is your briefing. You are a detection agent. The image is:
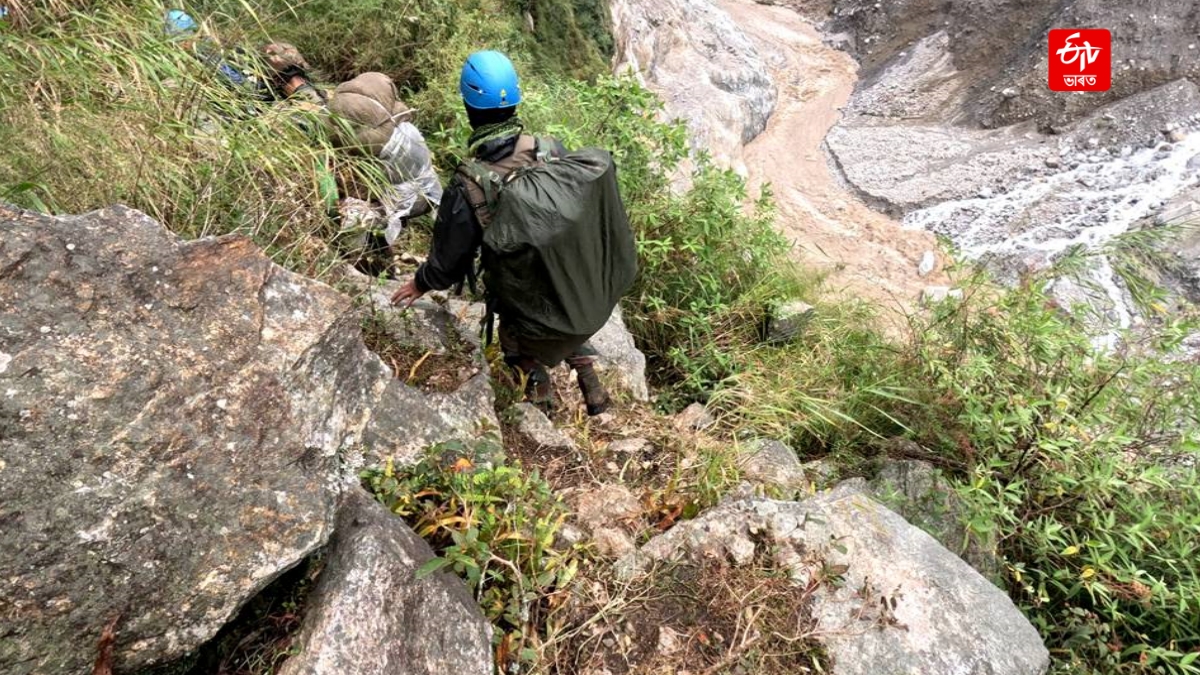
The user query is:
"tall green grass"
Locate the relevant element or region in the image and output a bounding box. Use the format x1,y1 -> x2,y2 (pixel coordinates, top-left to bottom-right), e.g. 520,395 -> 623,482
0,2 -> 386,273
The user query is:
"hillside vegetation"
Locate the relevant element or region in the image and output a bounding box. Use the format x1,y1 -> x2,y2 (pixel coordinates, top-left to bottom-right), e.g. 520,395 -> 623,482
3,2 -> 1200,673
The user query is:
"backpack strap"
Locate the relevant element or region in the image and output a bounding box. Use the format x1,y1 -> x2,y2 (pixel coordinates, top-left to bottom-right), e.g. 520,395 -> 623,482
533,136 -> 562,163
456,161 -> 498,227
455,134 -> 540,227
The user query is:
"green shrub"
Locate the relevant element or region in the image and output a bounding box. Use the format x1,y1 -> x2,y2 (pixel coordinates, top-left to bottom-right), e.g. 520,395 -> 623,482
710,299 -> 911,455
190,0 -> 524,105
908,275 -> 1200,674
363,438 -> 579,670
503,0 -> 611,78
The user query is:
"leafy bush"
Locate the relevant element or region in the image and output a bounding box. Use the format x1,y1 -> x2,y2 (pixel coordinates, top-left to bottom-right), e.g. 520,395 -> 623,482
363,438 -> 580,670
907,276 -> 1200,674
503,0 -> 612,78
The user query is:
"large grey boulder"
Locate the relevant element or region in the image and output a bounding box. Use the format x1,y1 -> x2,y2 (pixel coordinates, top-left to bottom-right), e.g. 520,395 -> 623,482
0,205 -> 384,673
738,438 -> 809,490
610,0 -> 776,169
870,455 -> 1000,580
278,489 -> 492,675
588,306 -> 650,401
337,270 -> 500,466
621,484 -> 1049,675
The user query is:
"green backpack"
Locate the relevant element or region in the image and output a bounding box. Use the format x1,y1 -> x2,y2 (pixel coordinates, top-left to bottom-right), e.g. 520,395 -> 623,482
458,134 -> 638,341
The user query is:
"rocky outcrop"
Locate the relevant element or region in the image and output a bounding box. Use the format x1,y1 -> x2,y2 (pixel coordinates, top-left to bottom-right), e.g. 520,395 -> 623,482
610,0 -> 776,169
589,306 -> 650,401
765,299 -> 816,345
0,206 -> 511,673
0,205 -> 382,673
870,455 -> 1000,579
620,483 -> 1049,675
278,489 -> 493,675
738,438 -> 803,488
512,402 -> 578,451
1159,183 -> 1200,303
673,401 -> 716,431
569,484 -> 643,558
337,270 -> 501,466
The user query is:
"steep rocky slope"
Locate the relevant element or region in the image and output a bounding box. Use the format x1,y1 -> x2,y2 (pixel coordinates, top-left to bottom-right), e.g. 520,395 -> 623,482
0,204 -> 1049,673
609,0 -> 777,172
614,0 -> 1200,323
818,0 -> 1200,333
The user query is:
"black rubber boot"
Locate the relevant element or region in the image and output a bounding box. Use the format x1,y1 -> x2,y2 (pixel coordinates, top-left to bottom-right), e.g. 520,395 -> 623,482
574,362 -> 611,416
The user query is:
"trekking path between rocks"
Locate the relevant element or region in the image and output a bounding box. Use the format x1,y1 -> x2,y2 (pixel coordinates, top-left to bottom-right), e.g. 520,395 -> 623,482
722,0 -> 944,311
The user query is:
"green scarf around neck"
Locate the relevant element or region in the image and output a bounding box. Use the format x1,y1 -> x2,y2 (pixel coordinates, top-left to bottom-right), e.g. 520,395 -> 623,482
467,117 -> 525,155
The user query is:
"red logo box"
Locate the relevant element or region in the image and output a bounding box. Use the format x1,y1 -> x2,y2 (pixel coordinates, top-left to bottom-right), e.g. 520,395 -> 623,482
1048,29 -> 1111,91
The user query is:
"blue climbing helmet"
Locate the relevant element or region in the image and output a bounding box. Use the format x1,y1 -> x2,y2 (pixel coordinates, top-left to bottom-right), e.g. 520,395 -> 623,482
459,51 -> 521,110
165,9 -> 197,36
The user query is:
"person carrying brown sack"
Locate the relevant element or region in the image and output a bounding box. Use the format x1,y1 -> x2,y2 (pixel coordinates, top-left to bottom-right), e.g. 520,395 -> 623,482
325,71 -> 442,262
390,51 -> 638,417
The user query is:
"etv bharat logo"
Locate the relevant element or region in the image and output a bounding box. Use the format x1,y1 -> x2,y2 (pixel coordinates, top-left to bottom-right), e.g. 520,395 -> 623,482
1048,29 -> 1111,91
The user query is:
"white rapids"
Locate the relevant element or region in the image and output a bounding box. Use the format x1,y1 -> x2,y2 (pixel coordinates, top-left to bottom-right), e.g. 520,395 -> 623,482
903,130 -> 1200,337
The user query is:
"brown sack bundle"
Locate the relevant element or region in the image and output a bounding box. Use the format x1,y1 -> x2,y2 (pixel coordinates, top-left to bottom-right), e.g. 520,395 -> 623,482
327,72 -> 413,156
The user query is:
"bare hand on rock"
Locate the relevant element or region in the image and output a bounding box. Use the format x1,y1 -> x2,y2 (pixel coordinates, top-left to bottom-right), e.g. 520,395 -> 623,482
390,277 -> 424,308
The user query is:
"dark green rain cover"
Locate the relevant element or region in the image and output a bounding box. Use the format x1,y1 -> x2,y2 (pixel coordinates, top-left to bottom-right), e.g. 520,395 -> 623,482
466,148 -> 638,340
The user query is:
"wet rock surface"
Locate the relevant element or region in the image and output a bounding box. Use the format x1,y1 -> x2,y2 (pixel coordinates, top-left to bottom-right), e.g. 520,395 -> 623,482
1160,184 -> 1200,303
0,205 -> 378,673
827,0 -> 1200,130
823,0 -> 1200,330
277,489 -> 493,675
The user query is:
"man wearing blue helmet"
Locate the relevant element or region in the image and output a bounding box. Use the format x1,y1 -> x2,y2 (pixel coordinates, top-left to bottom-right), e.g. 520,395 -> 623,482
164,9 -> 323,105
391,51 -> 617,416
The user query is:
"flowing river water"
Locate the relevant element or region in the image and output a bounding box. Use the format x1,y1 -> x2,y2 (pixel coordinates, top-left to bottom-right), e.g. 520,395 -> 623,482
721,0 -> 944,312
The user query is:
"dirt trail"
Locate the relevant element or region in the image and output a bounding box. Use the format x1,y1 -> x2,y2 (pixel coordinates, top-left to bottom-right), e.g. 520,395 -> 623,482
722,0 -> 943,311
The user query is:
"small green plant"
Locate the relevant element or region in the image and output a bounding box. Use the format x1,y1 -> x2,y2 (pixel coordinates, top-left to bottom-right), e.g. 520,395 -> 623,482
362,438 -> 580,670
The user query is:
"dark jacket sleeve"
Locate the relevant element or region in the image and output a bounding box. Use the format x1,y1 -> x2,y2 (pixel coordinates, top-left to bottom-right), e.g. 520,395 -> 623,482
414,178 -> 482,293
